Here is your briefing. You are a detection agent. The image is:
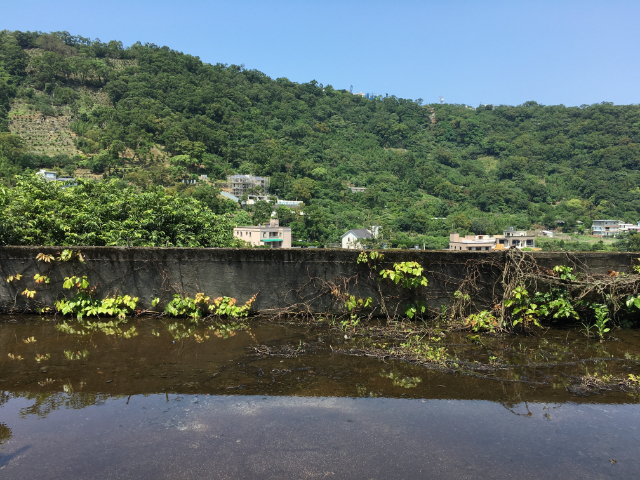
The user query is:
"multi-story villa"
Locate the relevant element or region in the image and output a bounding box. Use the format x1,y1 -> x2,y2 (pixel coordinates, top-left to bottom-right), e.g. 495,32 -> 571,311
591,220 -> 622,236
228,175 -> 270,198
233,219 -> 291,248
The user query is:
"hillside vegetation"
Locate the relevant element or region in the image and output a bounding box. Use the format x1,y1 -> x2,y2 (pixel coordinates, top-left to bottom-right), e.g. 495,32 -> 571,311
1,30 -> 640,248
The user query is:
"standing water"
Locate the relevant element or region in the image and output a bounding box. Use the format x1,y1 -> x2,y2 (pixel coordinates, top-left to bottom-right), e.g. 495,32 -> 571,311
1,316 -> 639,478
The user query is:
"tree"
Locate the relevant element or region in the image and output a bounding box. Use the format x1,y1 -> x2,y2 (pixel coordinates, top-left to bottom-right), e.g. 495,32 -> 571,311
250,200 -> 272,225
0,133 -> 25,160
0,175 -> 241,247
291,177 -> 317,202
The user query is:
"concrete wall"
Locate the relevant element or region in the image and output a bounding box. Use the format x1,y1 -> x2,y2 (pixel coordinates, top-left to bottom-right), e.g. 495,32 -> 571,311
0,247 -> 635,315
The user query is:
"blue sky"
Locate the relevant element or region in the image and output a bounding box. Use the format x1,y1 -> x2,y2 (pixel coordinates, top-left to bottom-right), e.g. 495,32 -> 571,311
4,0 -> 639,106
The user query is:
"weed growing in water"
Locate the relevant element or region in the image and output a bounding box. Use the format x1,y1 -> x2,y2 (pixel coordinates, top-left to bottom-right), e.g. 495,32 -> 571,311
164,293 -> 256,320
465,310 -> 498,333
34,353 -> 50,363
55,275 -> 139,321
399,335 -> 449,364
592,304 -> 610,339
380,371 -> 422,388
505,286 -> 543,330
64,350 -> 89,360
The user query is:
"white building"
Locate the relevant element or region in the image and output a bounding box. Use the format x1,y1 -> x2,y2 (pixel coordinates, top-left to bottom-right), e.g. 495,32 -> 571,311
495,228 -> 535,248
592,220 -> 622,236
35,169 -> 76,186
619,222 -> 640,233
449,228 -> 535,251
449,233 -> 496,251
342,229 -> 374,249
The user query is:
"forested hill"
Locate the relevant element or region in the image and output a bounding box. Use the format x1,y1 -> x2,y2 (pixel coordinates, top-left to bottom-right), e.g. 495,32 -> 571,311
1,30 -> 640,247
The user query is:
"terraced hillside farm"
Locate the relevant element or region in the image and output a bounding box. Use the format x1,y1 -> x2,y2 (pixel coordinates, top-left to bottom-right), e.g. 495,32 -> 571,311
9,101 -> 79,156
7,83 -> 114,157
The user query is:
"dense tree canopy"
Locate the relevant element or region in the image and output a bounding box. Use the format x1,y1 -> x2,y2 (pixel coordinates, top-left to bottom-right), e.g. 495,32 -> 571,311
0,176 -> 240,247
1,30 -> 640,247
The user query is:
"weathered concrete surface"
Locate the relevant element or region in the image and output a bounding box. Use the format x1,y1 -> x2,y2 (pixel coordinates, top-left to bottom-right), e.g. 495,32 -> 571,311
0,247 -> 635,314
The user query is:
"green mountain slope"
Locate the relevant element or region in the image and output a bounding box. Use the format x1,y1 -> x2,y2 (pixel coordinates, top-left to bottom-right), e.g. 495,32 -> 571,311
2,30 -> 640,246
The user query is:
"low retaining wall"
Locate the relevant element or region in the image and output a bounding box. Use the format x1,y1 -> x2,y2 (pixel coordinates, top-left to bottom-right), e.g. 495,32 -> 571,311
0,247 -> 635,315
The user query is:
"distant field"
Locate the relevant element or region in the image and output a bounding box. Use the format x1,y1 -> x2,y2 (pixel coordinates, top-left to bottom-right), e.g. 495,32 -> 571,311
552,234 -> 617,244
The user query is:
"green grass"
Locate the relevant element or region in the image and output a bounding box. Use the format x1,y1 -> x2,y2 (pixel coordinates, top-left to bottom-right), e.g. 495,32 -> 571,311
561,234 -> 617,244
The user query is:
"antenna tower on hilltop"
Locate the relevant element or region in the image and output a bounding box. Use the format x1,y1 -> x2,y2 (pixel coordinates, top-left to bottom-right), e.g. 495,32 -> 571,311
439,95 -> 444,104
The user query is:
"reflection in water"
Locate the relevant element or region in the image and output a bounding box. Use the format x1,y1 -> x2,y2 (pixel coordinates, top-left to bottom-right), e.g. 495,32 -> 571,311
16,391 -> 117,419
0,422 -> 11,445
1,394 -> 639,479
1,316 -> 640,412
2,316 -> 640,478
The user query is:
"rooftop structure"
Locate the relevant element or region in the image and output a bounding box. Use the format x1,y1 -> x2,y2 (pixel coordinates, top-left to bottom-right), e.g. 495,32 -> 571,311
349,187 -> 366,193
276,200 -> 304,207
220,191 -> 239,203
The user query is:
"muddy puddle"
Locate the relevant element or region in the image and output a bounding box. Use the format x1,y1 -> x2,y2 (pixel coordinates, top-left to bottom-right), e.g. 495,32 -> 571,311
1,316 -> 640,478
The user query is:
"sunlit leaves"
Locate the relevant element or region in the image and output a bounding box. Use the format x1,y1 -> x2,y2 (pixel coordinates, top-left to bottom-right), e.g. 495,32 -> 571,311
64,350 -> 89,360
165,293 -> 256,319
56,293 -> 139,320
62,276 -> 90,290
380,261 -> 428,289
6,273 -> 22,283
36,253 -> 55,263
34,353 -> 50,363
344,295 -> 372,312
626,295 -> 640,310
0,176 -> 239,248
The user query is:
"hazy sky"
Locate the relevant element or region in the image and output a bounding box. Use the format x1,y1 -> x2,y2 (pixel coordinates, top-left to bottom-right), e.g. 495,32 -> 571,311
4,0 -> 639,106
